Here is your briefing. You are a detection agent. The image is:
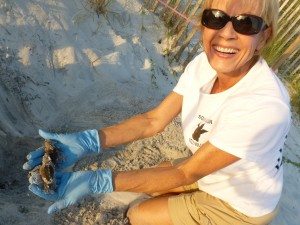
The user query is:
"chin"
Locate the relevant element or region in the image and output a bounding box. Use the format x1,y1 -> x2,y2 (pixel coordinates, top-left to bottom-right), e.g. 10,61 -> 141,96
210,61 -> 238,75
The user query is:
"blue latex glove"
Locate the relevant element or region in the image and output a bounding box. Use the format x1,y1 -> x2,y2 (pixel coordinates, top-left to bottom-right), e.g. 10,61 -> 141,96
29,169 -> 113,214
23,129 -> 101,171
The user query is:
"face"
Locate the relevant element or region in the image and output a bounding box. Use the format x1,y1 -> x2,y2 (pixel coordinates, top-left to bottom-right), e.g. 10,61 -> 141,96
202,0 -> 270,78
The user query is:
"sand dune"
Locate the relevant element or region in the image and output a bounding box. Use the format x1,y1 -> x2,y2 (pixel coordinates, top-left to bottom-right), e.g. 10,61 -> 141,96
0,1 -> 299,224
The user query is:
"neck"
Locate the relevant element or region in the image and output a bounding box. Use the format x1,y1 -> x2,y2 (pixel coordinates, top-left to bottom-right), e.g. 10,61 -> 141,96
210,57 -> 258,94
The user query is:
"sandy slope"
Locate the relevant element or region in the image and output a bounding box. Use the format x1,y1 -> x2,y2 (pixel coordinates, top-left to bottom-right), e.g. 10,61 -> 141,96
0,0 -> 299,224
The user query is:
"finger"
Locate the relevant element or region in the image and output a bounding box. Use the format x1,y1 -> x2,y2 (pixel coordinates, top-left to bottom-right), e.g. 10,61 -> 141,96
26,147 -> 44,160
39,129 -> 60,141
47,199 -> 68,214
22,159 -> 41,170
28,184 -> 57,201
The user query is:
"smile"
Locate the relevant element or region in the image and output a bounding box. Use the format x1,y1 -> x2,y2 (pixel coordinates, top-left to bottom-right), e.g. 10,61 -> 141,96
214,46 -> 239,54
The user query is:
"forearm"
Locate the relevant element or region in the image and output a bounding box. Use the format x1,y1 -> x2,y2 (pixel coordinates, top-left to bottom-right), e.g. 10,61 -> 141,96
99,92 -> 182,149
113,165 -> 191,194
99,112 -> 161,149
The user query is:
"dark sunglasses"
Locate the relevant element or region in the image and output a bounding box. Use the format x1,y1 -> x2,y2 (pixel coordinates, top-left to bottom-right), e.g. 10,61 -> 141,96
201,9 -> 268,35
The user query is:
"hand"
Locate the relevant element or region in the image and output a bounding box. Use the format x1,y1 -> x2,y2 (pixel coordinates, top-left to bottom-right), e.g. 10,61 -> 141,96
23,129 -> 101,171
29,169 -> 113,214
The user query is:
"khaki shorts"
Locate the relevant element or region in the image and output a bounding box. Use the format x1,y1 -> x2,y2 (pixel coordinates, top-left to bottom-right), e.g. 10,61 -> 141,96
168,158 -> 278,225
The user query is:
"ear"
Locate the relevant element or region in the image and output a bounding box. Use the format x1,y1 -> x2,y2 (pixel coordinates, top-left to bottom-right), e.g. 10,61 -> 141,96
256,27 -> 272,52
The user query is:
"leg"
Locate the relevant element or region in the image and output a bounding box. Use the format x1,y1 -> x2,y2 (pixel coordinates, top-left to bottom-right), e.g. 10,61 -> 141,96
127,196 -> 173,225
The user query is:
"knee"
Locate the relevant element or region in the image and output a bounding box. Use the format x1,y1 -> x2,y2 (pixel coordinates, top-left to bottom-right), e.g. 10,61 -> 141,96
127,204 -> 143,225
127,205 -> 140,225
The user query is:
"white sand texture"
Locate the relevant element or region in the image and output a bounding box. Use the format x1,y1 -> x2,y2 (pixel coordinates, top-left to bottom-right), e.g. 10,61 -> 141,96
0,0 -> 299,224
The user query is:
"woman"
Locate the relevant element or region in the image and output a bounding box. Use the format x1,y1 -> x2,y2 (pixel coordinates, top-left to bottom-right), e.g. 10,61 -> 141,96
24,0 -> 291,224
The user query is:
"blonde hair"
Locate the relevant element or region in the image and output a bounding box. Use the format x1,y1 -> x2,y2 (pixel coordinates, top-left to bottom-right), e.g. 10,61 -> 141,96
199,0 -> 279,44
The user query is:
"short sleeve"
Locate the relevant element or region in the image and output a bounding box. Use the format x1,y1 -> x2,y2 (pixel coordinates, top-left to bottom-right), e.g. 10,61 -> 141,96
209,96 -> 291,160
173,52 -> 208,95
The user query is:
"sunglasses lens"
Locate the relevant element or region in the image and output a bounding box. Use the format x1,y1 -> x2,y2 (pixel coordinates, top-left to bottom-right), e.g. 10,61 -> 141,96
202,9 -> 228,29
234,15 -> 264,35
201,9 -> 266,35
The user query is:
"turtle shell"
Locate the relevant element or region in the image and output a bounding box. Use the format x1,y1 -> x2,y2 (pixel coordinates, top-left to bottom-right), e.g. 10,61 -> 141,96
27,140 -> 58,192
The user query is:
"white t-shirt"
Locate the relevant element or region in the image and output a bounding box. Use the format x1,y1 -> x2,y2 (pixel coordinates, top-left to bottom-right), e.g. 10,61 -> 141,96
173,52 -> 291,217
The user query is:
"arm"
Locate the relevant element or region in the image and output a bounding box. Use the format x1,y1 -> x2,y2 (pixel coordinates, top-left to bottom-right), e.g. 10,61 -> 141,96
28,92 -> 183,214
100,91 -> 183,149
24,92 -> 182,171
29,141 -> 240,214
114,142 -> 240,194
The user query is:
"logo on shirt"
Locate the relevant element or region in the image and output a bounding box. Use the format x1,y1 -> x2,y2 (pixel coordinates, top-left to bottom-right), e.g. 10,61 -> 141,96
198,115 -> 213,124
192,123 -> 208,142
275,148 -> 283,170
188,115 -> 212,148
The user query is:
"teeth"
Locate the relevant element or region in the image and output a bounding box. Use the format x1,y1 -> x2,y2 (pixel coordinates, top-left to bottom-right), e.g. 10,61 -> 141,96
215,46 -> 238,54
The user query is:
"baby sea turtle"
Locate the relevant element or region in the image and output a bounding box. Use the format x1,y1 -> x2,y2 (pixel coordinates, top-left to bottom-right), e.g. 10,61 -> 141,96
28,140 -> 59,193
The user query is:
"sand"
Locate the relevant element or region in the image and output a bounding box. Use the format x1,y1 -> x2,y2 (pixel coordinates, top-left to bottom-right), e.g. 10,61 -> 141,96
0,0 -> 299,224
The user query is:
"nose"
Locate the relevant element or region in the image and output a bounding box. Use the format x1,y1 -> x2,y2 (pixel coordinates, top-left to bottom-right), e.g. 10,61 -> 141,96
218,21 -> 238,39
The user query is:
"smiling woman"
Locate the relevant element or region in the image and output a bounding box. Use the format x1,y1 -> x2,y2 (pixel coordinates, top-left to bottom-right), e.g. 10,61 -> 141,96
23,0 -> 291,225
201,0 -> 275,93
200,0 -> 279,41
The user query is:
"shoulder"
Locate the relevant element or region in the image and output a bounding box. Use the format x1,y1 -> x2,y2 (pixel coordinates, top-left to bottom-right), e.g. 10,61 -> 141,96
225,58 -> 291,119
184,52 -> 214,74
245,58 -> 290,103
174,52 -> 215,95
